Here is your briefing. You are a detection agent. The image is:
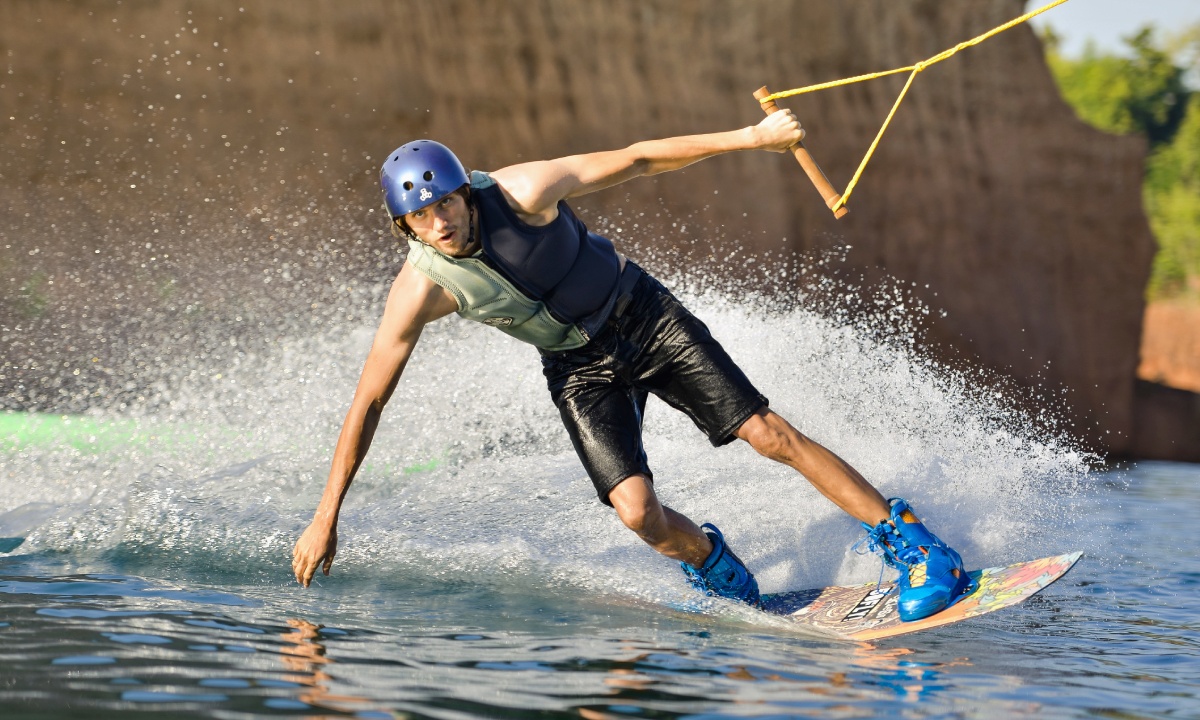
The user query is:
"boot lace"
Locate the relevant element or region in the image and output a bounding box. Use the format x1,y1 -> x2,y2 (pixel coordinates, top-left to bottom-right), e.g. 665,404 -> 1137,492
853,520 -> 926,589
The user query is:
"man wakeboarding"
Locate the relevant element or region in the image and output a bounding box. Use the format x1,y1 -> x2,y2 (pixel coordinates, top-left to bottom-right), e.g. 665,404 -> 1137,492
291,109 -> 974,621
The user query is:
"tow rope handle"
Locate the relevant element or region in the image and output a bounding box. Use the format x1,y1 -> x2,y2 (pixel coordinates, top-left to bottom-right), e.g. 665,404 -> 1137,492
754,86 -> 848,219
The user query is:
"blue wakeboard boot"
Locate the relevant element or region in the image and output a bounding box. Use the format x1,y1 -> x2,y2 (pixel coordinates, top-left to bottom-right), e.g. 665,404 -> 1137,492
859,498 -> 976,621
680,523 -> 761,608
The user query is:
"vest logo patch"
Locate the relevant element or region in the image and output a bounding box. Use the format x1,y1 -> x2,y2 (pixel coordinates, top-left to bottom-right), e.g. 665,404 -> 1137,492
483,317 -> 513,327
419,187 -> 433,202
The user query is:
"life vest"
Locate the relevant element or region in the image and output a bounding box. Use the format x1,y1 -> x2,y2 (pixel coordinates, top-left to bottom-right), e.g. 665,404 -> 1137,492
405,171 -> 621,350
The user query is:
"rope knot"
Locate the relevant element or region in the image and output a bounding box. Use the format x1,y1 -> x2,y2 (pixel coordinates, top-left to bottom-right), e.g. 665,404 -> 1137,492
749,0 -> 1069,217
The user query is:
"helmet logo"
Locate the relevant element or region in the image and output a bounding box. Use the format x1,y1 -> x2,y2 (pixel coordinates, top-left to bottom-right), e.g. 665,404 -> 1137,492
419,188 -> 433,202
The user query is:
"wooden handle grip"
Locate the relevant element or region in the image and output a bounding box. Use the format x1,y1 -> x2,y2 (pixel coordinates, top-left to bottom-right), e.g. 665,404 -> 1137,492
754,86 -> 848,219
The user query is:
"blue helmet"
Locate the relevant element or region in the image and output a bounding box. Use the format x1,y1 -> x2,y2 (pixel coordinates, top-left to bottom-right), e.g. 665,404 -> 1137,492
380,140 -> 469,219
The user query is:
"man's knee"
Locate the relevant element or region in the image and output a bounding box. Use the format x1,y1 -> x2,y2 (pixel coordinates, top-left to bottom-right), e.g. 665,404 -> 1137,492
736,409 -> 805,461
609,475 -> 667,538
618,503 -> 663,537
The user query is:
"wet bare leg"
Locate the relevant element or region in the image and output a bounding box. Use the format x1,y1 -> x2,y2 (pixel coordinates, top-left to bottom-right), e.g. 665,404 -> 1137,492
607,475 -> 712,568
734,408 -> 890,525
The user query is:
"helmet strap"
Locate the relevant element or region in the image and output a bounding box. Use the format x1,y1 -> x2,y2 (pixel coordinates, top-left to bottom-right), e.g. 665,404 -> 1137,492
467,196 -> 476,248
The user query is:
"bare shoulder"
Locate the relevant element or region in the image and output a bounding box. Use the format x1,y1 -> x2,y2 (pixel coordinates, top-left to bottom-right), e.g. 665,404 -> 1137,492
491,144 -> 647,218
487,163 -> 550,205
487,161 -> 571,223
381,260 -> 459,333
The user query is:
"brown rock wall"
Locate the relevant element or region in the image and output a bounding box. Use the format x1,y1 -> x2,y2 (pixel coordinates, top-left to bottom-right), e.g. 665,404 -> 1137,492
0,0 -> 1160,455
1132,380 -> 1200,463
1139,301 -> 1200,394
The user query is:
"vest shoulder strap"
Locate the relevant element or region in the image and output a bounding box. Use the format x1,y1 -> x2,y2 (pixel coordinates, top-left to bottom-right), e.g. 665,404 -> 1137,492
470,170 -> 496,190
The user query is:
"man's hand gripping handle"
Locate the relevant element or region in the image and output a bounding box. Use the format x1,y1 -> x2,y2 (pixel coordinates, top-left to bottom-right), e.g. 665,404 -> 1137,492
754,86 -> 848,219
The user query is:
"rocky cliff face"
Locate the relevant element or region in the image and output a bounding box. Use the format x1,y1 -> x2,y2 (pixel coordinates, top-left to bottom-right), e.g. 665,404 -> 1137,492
0,1 -> 1164,455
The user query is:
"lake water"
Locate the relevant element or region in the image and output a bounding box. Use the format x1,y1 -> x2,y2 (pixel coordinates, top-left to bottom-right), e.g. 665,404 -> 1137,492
2,281 -> 1197,719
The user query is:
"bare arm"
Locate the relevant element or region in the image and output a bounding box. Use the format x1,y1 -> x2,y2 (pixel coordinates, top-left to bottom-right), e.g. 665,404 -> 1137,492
489,110 -> 805,223
292,261 -> 458,587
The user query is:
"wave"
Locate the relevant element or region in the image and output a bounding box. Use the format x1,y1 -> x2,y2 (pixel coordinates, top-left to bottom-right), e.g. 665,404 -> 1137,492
1,261 -> 1093,604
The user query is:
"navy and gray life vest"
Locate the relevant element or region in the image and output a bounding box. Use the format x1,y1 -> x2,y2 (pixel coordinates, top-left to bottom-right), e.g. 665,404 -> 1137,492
405,171 -> 622,351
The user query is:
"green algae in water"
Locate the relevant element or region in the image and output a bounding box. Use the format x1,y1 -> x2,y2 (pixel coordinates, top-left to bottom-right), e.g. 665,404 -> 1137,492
0,412 -> 205,454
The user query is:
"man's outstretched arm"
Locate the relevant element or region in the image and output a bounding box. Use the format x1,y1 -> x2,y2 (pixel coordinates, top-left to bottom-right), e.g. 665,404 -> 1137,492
490,110 -> 804,223
292,263 -> 457,587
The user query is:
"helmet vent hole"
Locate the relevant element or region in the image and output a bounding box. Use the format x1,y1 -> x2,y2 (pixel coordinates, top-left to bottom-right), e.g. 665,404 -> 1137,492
423,171 -> 434,181
402,181 -> 414,191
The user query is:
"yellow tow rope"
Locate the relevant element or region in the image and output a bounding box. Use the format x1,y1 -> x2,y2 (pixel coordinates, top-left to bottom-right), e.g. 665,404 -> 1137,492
759,0 -> 1070,214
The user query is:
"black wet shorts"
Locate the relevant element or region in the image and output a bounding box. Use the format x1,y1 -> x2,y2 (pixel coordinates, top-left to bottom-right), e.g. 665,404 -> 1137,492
540,265 -> 768,505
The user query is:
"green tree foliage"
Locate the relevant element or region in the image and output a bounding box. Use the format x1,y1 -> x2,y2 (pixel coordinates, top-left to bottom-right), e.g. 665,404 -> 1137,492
1043,24 -> 1200,299
1146,93 -> 1200,297
1045,27 -> 1188,146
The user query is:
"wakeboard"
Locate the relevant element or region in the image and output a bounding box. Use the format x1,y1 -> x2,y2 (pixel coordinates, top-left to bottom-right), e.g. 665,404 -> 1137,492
761,551 -> 1082,641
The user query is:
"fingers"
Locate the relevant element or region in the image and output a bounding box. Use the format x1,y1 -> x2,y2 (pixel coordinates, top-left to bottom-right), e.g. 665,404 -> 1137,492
757,109 -> 805,150
773,109 -> 804,145
291,548 -> 313,587
291,522 -> 338,588
293,551 -> 321,587
292,537 -> 317,587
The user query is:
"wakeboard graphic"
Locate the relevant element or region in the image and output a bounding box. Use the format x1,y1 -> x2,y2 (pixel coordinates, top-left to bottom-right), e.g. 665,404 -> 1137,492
761,552 -> 1082,641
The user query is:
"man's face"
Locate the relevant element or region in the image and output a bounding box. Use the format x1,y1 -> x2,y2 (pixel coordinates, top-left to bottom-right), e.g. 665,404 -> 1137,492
400,191 -> 475,258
